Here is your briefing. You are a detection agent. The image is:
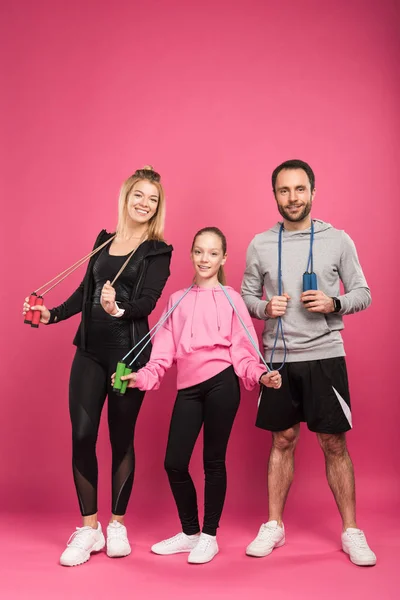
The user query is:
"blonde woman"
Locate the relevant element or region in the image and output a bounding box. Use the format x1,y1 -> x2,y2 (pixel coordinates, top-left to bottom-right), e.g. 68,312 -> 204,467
23,166 -> 172,566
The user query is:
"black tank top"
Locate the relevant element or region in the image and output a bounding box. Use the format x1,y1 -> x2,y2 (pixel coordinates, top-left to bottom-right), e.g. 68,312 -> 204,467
86,243 -> 146,349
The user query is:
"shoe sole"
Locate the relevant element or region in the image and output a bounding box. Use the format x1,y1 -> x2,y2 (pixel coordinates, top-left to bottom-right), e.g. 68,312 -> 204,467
246,537 -> 285,558
342,545 -> 377,566
188,550 -> 219,564
151,546 -> 195,555
60,538 -> 106,567
107,547 -> 132,558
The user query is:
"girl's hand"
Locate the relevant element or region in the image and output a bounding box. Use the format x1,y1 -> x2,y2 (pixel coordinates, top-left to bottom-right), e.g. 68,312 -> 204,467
260,371 -> 282,389
22,297 -> 51,324
101,281 -> 117,315
111,372 -> 138,388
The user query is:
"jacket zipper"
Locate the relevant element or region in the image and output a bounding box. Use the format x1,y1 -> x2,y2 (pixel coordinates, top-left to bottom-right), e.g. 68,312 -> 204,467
130,258 -> 146,365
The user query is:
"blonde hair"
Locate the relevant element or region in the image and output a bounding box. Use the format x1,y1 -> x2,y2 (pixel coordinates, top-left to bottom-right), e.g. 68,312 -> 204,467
191,227 -> 227,285
116,165 -> 166,241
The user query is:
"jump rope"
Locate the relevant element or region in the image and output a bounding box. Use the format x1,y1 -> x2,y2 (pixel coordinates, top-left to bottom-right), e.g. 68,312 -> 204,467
24,233 -> 147,327
268,220 -> 317,371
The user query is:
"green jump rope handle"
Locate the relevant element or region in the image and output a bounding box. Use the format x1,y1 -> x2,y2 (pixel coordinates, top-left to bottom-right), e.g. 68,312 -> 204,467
113,361 -> 126,392
119,366 -> 133,396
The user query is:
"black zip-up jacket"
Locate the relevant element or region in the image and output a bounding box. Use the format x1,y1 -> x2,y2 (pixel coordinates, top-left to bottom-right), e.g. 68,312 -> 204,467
48,230 -> 173,368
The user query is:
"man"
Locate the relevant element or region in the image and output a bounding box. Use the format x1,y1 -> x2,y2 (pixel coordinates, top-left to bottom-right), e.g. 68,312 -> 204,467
241,159 -> 376,566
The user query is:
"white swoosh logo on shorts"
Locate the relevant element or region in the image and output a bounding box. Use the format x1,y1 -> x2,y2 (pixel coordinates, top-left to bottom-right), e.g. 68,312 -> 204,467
332,386 -> 352,428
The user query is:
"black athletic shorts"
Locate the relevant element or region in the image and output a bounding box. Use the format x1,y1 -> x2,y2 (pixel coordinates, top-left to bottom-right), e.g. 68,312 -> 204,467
256,357 -> 352,434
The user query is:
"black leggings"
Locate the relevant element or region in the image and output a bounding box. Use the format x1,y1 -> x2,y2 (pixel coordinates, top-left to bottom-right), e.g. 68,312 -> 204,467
164,366 -> 240,536
69,348 -> 144,516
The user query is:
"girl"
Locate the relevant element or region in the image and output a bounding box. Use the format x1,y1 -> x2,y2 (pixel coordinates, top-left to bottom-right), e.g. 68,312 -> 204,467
118,227 -> 281,564
22,166 -> 172,566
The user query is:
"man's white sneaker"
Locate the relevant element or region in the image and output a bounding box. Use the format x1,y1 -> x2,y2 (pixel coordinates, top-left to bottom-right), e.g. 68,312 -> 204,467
342,528 -> 377,566
151,532 -> 200,555
60,523 -> 105,567
246,520 -> 285,557
106,520 -> 131,558
188,533 -> 219,564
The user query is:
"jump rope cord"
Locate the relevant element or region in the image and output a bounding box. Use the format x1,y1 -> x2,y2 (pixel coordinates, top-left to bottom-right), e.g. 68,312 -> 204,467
121,283 -> 272,373
37,232 -> 148,297
35,237 -> 116,296
110,231 -> 148,287
269,220 -> 314,370
269,224 -> 287,371
307,220 -> 315,274
120,284 -> 195,365
218,284 -> 271,373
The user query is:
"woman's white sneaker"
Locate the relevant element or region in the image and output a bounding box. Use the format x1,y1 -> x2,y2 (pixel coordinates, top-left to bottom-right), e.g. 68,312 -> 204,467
246,520 -> 285,557
188,533 -> 219,564
342,528 -> 377,566
151,532 -> 200,555
60,523 -> 105,567
106,521 -> 131,558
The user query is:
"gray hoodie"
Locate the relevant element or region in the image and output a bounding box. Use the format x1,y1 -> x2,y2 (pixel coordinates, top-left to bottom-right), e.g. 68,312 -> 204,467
241,219 -> 371,362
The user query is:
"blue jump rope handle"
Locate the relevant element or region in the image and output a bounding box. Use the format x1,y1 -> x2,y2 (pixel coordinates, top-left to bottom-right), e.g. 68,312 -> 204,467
302,272 -> 318,291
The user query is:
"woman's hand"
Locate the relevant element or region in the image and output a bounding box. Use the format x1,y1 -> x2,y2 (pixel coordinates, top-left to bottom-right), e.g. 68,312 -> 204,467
22,297 -> 51,324
101,280 -> 118,315
111,372 -> 138,388
260,370 -> 282,389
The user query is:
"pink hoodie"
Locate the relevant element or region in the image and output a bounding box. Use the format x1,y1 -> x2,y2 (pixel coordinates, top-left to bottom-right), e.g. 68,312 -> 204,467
135,285 -> 267,391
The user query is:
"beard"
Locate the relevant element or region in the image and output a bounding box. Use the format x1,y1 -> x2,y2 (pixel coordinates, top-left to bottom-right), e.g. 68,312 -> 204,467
277,200 -> 312,223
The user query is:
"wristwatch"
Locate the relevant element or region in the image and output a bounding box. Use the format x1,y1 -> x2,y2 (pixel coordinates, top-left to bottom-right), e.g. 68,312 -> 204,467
332,297 -> 341,313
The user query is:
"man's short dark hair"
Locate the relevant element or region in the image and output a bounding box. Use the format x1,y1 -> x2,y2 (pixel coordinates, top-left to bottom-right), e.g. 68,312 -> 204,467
272,159 -> 315,193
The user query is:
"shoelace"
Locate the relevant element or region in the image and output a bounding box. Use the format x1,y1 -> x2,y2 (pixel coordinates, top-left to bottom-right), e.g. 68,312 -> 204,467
108,525 -> 127,540
258,523 -> 278,541
163,533 -> 186,545
67,527 -> 95,549
196,537 -> 211,553
347,530 -> 368,549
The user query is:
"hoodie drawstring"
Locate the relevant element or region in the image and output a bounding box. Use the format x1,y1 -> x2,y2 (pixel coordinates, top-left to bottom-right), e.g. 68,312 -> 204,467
212,288 -> 221,331
190,286 -> 200,339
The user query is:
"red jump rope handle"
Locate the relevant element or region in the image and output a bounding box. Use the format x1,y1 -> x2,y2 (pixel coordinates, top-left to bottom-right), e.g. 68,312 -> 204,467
31,296 -> 44,328
24,293 -> 38,325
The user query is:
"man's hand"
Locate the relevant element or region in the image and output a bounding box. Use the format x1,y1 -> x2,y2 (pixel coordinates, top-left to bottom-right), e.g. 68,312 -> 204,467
301,290 -> 334,313
265,293 -> 290,318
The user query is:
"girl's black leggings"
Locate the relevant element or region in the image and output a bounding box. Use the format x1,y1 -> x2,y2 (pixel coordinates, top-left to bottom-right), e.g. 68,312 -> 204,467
69,348 -> 144,516
164,366 -> 240,536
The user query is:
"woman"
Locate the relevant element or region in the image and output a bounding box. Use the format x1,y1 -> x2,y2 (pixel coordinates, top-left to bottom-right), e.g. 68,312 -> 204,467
118,227 -> 281,564
23,166 -> 172,566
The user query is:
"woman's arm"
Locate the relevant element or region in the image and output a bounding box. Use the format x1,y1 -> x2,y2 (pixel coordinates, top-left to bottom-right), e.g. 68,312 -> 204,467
47,282 -> 85,323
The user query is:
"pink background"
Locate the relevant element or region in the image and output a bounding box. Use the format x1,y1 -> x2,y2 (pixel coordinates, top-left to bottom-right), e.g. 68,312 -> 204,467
1,1 -> 399,598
